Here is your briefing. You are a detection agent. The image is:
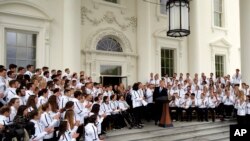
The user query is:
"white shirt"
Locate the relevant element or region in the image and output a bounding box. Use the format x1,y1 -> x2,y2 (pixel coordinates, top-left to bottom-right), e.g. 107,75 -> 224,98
88,112 -> 104,135
60,95 -> 70,109
169,98 -> 180,107
0,115 -> 10,126
246,102 -> 250,115
145,88 -> 153,103
232,73 -> 241,84
175,89 -> 185,99
197,98 -> 208,108
85,123 -> 99,141
24,90 -> 35,105
100,102 -> 112,116
30,119 -> 48,141
59,131 -> 76,141
37,96 -> 48,108
7,106 -> 17,124
222,95 -> 234,105
40,112 -> 58,139
118,100 -> 130,111
208,96 -> 217,108
73,98 -> 86,124
179,98 -> 190,109
190,98 -> 198,108
237,101 -> 246,116
131,90 -> 143,108
5,87 -> 17,102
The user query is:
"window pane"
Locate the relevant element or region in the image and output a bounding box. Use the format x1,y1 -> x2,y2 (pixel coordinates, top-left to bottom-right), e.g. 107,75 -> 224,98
215,55 -> 224,77
17,33 -> 27,47
27,48 -> 36,59
100,65 -> 122,76
7,46 -> 16,58
27,60 -> 36,66
6,30 -> 37,67
104,0 -> 118,4
6,32 -> 16,45
16,60 -> 27,67
214,0 -> 222,12
161,48 -> 174,77
96,36 -> 123,52
7,59 -> 16,67
16,47 -> 27,59
27,34 -> 37,47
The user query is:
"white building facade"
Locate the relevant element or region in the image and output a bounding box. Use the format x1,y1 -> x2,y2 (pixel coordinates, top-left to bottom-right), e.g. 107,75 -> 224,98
0,0 -> 242,85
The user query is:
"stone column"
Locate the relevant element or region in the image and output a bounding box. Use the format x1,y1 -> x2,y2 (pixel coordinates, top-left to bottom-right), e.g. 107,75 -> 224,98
240,0 -> 250,84
63,0 -> 81,72
137,0 -> 152,82
188,0 -> 201,76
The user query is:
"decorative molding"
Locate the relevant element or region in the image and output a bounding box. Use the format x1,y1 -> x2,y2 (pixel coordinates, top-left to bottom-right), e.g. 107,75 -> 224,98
210,37 -> 231,74
81,6 -> 137,32
0,0 -> 52,20
92,0 -> 126,14
82,50 -> 137,57
209,37 -> 232,48
86,27 -> 134,53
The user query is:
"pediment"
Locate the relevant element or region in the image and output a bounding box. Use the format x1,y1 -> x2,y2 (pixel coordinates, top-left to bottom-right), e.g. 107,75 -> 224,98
209,38 -> 232,48
0,1 -> 51,20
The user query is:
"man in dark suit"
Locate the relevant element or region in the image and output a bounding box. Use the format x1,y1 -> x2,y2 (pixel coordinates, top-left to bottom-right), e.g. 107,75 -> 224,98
153,80 -> 168,125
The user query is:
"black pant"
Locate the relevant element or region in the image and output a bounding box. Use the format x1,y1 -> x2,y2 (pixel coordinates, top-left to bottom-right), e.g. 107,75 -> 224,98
224,105 -> 234,117
154,103 -> 163,123
216,103 -> 224,117
145,103 -> 154,121
102,115 -> 112,131
121,111 -> 133,127
198,108 -> 208,121
179,108 -> 189,121
246,114 -> 250,125
189,107 -> 198,121
43,139 -> 54,141
133,107 -> 142,126
208,108 -> 215,122
237,115 -> 246,125
133,107 -> 142,125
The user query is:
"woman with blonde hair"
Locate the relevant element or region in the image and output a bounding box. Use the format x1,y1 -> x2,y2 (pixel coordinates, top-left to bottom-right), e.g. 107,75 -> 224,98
58,120 -> 79,141
64,109 -> 80,137
236,91 -> 246,125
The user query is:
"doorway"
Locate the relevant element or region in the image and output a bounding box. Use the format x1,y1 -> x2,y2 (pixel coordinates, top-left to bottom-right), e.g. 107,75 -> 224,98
100,76 -> 127,87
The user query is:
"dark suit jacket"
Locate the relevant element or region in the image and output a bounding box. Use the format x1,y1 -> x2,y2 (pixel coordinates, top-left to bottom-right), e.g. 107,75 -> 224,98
153,87 -> 168,102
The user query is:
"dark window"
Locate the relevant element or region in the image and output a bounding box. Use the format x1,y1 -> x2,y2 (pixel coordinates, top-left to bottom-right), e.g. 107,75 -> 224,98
215,55 -> 224,77
161,49 -> 174,77
96,36 -> 123,52
104,0 -> 118,4
100,65 -> 122,76
6,30 -> 37,67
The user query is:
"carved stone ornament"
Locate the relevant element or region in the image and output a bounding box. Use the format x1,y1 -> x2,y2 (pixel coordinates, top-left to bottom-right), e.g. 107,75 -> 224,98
81,6 -> 137,32
86,27 -> 134,53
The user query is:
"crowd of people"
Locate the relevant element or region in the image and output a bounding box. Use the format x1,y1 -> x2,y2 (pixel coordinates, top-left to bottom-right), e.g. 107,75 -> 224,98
0,64 -> 249,141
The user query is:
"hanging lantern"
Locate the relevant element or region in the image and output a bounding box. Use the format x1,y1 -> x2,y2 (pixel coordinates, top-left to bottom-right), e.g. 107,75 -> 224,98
166,0 -> 190,37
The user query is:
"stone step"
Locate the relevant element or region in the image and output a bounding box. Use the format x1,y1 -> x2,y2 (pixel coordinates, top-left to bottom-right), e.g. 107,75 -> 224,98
174,130 -> 229,141
134,126 -> 229,141
105,121 -> 233,141
106,120 -> 232,137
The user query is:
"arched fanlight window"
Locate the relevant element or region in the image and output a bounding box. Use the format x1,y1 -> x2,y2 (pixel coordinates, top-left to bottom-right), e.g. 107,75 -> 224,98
96,36 -> 123,52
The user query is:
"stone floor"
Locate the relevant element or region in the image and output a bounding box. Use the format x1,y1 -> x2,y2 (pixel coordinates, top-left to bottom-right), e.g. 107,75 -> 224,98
104,120 -> 235,141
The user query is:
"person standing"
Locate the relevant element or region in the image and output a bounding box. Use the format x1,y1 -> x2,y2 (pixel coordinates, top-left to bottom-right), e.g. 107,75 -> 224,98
153,80 -> 168,125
